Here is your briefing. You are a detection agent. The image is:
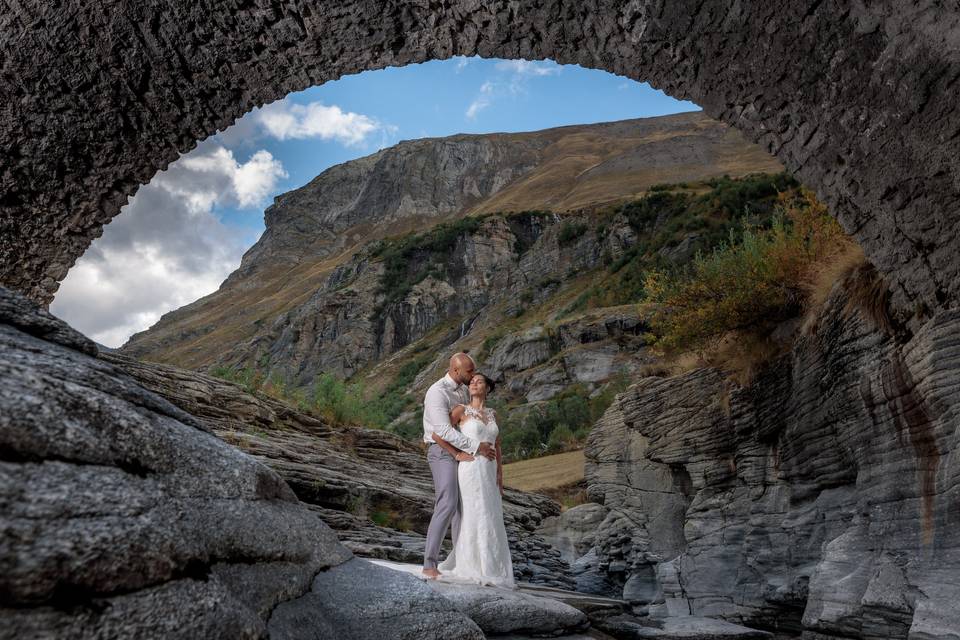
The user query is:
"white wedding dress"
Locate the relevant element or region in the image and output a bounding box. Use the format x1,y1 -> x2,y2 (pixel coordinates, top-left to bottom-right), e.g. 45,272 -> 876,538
439,406 -> 515,588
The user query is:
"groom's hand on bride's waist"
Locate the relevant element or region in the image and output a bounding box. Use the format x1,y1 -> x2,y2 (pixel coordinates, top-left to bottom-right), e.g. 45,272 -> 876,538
455,452 -> 475,462
476,442 -> 497,461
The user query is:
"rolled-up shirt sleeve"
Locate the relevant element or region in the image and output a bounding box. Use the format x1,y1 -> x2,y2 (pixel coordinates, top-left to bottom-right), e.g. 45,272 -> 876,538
424,385 -> 478,454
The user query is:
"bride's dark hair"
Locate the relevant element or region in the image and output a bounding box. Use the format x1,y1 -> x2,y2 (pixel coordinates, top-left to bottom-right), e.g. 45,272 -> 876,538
474,372 -> 495,394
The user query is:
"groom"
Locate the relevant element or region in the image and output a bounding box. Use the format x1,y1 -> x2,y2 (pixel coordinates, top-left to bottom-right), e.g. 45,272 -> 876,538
421,352 -> 497,579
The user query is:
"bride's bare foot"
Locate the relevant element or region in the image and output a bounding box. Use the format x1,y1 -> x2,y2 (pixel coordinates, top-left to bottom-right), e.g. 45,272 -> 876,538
422,568 -> 441,579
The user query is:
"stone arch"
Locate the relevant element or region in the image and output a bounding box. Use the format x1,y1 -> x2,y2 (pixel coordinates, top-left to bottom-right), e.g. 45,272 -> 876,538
2,1 -> 958,321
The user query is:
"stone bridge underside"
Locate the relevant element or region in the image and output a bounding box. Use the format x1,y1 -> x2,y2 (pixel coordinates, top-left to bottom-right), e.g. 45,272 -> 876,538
1,1 -> 959,322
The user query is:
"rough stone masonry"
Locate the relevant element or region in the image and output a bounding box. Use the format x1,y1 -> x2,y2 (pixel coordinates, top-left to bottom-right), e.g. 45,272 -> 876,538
0,1 -> 959,324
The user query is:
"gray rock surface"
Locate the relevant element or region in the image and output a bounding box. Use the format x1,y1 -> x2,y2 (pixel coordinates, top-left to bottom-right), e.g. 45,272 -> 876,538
426,581 -> 590,637
596,615 -> 772,640
537,503 -> 609,564
370,560 -> 631,636
584,276 -> 960,638
268,558 -> 484,640
0,285 -> 518,639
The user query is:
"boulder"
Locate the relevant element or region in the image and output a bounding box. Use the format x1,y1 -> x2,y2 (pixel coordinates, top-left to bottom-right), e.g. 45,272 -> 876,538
0,285 -> 484,639
426,581 -> 590,637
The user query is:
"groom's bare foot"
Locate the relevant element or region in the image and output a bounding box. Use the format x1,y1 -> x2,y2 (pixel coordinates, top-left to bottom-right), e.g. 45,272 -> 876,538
422,568 -> 441,579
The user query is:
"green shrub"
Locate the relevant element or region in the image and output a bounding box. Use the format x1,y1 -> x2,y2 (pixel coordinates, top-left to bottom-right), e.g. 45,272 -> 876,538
209,365 -> 294,402
565,172 -> 804,315
547,425 -> 578,452
644,189 -> 854,352
374,215 -> 490,308
558,221 -> 588,246
370,509 -> 413,531
500,421 -> 543,461
500,380 -> 627,462
312,373 -> 371,426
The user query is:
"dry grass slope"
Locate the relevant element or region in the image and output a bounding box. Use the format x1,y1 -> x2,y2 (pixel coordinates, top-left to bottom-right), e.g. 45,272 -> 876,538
502,449 -> 585,492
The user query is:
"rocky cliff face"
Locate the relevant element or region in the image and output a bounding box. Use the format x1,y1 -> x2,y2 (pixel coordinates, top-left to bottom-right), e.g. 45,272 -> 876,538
221,209 -> 645,389
119,112 -> 782,372
231,135 -> 542,281
577,271 -> 960,639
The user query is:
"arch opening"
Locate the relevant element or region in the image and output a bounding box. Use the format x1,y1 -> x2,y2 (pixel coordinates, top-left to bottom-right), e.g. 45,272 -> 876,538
48,56 -> 704,349
2,1 -> 959,324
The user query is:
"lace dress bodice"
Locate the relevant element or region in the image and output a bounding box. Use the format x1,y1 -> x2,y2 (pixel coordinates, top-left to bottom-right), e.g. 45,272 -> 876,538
459,405 -> 499,445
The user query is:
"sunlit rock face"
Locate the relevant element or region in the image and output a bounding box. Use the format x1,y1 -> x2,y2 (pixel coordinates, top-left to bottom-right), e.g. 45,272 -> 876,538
583,273 -> 960,639
1,1 -> 959,322
117,113 -> 777,376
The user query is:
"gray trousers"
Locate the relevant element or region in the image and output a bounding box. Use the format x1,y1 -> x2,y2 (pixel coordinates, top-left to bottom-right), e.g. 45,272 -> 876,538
423,443 -> 461,570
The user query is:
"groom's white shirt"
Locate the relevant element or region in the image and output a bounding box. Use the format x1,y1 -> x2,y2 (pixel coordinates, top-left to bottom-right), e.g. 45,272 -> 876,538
423,373 -> 479,454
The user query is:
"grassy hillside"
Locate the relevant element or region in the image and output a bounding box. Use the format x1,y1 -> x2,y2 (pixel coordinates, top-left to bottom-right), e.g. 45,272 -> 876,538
502,450 -> 585,492
208,173 -> 841,464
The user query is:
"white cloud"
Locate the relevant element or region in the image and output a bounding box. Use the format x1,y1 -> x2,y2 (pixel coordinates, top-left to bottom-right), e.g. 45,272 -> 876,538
465,81 -> 495,120
51,95 -> 384,349
494,59 -> 562,76
465,60 -> 563,120
256,100 -> 380,146
232,150 -> 288,206
51,140 -> 286,348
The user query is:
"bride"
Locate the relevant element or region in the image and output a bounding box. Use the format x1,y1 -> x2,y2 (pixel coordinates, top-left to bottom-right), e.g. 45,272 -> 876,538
430,372 -> 515,588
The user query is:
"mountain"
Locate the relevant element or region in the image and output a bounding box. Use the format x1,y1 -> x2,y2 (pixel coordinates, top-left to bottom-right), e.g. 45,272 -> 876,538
120,112 -> 782,374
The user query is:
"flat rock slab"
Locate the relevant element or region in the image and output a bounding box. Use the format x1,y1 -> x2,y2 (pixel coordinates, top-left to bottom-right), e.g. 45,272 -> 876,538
519,583 -> 628,617
268,558 -> 484,640
597,615 -> 773,640
372,560 -> 589,636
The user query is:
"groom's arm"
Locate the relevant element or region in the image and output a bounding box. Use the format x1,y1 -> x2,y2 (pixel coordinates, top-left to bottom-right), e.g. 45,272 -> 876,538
424,387 -> 479,454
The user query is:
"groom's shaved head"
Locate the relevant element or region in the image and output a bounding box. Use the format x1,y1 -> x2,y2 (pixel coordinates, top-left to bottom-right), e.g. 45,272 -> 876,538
450,352 -> 474,368
449,352 -> 476,385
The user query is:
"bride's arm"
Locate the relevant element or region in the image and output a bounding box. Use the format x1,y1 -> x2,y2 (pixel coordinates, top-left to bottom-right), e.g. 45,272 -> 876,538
431,405 -> 474,461
431,432 -> 466,459
496,435 -> 504,496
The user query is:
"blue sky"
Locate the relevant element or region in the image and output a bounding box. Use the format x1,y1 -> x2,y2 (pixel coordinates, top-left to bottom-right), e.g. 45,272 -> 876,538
51,57 -> 699,347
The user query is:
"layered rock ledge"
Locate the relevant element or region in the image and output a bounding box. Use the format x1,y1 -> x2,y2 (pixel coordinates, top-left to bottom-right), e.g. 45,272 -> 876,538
579,275 -> 960,639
